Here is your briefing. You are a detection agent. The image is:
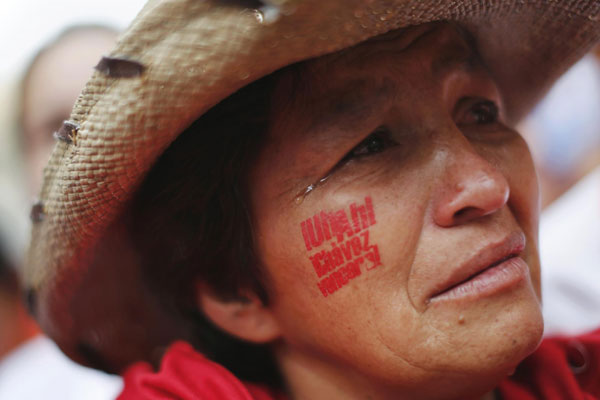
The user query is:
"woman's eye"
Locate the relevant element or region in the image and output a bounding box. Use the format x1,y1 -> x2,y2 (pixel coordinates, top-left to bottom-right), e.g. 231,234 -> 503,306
457,98 -> 499,125
345,129 -> 391,159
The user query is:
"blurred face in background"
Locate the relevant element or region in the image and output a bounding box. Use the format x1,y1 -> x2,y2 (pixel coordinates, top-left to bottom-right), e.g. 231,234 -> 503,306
21,27 -> 117,195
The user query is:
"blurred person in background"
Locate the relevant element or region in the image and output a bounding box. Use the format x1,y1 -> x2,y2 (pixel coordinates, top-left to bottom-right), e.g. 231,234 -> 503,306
0,240 -> 37,361
520,47 -> 600,336
0,237 -> 121,399
19,25 -> 120,196
0,24 -> 122,399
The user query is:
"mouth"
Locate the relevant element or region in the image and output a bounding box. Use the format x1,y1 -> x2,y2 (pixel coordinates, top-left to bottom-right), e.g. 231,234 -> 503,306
428,232 -> 529,303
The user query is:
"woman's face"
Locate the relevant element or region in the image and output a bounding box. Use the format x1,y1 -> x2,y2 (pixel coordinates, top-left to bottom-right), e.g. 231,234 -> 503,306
248,23 -> 543,398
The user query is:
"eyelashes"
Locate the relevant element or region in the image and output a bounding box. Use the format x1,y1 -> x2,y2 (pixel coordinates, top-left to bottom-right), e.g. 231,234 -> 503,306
343,128 -> 394,161
338,97 -> 501,166
454,97 -> 500,126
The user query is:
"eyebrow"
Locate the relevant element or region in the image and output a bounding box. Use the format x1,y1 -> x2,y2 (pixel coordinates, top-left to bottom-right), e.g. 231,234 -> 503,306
305,79 -> 395,136
272,78 -> 394,182
432,25 -> 482,76
432,40 -> 479,78
304,30 -> 481,136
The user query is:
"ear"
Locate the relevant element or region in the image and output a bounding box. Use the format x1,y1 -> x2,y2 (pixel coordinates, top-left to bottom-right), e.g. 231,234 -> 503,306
196,283 -> 281,344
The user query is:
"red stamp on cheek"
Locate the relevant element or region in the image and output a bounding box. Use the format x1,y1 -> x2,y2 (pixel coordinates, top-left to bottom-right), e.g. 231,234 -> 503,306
299,196 -> 382,297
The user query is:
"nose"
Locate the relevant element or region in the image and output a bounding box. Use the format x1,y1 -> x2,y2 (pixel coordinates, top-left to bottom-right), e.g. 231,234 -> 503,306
432,139 -> 510,227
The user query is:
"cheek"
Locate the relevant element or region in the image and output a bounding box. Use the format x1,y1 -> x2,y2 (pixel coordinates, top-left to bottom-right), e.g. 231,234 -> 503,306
501,138 -> 541,295
254,190 -> 431,368
504,138 -> 540,222
262,196 -> 385,302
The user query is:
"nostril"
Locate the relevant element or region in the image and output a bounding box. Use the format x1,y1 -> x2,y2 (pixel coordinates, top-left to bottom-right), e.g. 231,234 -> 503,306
453,206 -> 485,223
454,207 -> 472,218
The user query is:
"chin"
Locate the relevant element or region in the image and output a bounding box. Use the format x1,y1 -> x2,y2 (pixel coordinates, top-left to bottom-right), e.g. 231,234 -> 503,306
425,277 -> 545,378
427,295 -> 543,400
465,286 -> 544,375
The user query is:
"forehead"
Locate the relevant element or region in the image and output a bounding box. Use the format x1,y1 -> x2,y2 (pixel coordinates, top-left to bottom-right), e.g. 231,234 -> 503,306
261,23 -> 484,179
271,23 -> 478,132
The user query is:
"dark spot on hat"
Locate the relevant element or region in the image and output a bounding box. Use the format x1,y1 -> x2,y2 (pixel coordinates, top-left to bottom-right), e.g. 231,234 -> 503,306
95,56 -> 146,78
30,200 -> 45,223
566,339 -> 589,375
24,288 -> 37,316
76,341 -> 112,371
217,0 -> 264,8
53,121 -> 79,144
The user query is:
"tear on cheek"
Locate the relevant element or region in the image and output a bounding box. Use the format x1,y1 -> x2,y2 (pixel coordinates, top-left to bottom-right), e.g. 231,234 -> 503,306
299,196 -> 383,298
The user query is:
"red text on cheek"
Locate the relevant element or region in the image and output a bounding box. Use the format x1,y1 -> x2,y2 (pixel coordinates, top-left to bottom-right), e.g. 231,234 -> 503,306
299,196 -> 382,297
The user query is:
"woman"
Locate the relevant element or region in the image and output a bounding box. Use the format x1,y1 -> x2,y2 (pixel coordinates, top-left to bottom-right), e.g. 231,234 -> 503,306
25,0 -> 600,399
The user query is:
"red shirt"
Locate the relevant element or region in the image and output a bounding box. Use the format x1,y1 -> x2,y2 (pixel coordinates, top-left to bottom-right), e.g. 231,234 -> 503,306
497,328 -> 600,399
119,329 -> 600,399
118,342 -> 285,400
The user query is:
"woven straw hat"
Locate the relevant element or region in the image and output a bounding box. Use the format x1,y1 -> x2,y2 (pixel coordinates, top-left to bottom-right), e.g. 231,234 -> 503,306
25,0 -> 599,373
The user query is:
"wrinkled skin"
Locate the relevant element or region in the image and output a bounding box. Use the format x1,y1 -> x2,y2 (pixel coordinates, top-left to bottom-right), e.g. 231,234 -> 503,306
247,23 -> 543,400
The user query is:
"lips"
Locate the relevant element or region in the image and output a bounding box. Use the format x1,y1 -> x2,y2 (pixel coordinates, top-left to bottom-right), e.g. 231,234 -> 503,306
428,232 -> 527,303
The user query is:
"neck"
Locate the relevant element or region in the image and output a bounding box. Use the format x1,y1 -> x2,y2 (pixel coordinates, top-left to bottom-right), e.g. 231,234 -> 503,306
275,344 -> 501,400
480,391 -> 497,400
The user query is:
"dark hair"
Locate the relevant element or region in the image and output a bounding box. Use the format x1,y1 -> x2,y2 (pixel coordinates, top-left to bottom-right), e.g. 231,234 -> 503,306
129,64 -> 304,387
0,243 -> 19,297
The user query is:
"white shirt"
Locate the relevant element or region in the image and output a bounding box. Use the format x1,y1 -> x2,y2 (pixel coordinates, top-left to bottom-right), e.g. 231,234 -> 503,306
0,335 -> 122,399
541,166 -> 600,336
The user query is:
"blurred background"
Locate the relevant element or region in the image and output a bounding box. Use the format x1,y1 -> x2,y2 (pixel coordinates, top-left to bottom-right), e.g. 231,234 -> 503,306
0,0 -> 146,265
0,1 -> 145,398
0,0 -> 598,397
519,47 -> 600,336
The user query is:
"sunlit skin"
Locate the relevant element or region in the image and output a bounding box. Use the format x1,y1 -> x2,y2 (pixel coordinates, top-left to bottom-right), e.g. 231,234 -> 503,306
239,23 -> 544,400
